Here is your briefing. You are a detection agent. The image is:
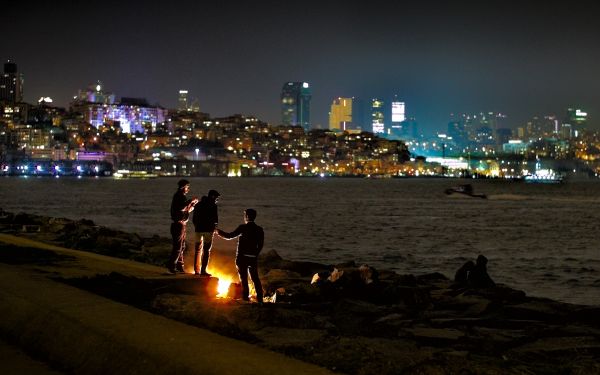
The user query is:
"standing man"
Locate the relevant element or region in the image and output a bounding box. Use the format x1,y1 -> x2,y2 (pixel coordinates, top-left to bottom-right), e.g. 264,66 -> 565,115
192,189 -> 220,276
216,209 -> 264,303
168,179 -> 198,274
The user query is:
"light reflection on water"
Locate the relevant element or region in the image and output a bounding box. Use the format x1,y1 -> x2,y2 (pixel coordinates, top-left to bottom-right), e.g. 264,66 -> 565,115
1,176 -> 600,306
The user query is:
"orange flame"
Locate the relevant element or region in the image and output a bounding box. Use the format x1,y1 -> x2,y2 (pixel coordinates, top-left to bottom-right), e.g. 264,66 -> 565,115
214,273 -> 233,298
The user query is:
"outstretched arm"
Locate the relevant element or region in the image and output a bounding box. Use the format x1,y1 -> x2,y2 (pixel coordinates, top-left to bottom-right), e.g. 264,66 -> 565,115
216,225 -> 243,240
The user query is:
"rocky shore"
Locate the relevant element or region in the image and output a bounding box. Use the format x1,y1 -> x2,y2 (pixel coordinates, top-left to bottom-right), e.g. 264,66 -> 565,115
1,209 -> 600,374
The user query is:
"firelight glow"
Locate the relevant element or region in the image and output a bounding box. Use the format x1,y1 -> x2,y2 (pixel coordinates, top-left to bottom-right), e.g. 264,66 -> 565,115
216,275 -> 232,298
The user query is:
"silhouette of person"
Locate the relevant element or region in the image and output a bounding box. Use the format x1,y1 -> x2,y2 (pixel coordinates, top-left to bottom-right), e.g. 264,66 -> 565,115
454,260 -> 475,284
216,209 -> 264,303
468,254 -> 496,288
168,179 -> 198,274
192,189 -> 220,276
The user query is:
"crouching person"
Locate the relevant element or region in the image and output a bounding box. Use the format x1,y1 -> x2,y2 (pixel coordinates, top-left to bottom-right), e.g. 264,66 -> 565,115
216,209 -> 264,303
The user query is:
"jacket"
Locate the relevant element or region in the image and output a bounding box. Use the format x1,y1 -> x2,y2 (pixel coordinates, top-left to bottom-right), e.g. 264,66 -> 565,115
217,222 -> 264,258
192,196 -> 218,232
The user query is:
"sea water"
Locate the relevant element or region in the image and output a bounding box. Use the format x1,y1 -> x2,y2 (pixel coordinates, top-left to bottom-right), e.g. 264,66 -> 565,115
1,176 -> 599,306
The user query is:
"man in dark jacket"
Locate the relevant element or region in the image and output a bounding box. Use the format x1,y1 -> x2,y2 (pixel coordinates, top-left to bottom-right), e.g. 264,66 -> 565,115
216,208 -> 264,303
192,189 -> 220,276
168,179 -> 198,274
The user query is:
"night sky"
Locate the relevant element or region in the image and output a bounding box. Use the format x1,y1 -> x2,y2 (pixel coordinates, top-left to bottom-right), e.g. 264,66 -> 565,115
4,1 -> 600,134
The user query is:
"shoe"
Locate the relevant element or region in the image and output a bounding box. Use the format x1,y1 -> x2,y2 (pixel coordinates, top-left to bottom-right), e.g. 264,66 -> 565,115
199,272 -> 212,277
175,265 -> 185,272
167,268 -> 177,274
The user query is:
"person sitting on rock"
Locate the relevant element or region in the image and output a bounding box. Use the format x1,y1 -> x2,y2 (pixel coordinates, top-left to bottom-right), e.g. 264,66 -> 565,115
454,260 -> 475,285
468,255 -> 496,288
215,208 -> 264,303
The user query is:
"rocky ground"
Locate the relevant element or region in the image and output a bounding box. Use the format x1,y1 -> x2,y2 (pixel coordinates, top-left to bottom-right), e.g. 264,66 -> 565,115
2,209 -> 600,374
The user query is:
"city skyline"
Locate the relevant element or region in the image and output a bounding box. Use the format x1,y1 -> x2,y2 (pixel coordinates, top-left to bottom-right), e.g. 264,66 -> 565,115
3,1 -> 600,133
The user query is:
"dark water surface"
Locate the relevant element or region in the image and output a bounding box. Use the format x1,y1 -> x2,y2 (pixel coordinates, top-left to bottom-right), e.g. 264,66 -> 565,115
2,176 -> 599,305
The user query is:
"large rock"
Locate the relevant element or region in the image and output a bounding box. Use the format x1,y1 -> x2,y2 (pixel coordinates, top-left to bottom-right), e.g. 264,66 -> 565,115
260,250 -> 330,276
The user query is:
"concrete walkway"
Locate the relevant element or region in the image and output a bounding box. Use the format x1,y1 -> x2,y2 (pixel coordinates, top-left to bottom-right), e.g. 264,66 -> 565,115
0,338 -> 64,375
0,234 -> 333,375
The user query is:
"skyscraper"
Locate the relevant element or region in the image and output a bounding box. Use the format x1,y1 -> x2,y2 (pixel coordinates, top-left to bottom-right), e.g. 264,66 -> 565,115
564,107 -> 587,138
388,99 -> 406,138
178,90 -> 188,111
281,82 -> 311,131
329,97 -> 353,131
371,98 -> 385,134
0,61 -> 24,104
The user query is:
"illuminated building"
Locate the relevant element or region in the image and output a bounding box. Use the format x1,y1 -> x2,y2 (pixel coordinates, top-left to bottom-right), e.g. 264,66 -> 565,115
281,82 -> 311,131
329,97 -> 353,131
371,98 -> 385,134
502,140 -> 528,154
73,82 -> 166,133
178,90 -> 188,111
388,99 -> 406,138
75,81 -> 115,104
86,98 -> 167,134
524,115 -> 559,139
564,107 -> 588,138
0,61 -> 24,104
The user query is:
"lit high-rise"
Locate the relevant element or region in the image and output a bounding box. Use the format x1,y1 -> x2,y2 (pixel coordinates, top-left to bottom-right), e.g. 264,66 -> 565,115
281,82 -> 311,131
371,98 -> 385,134
388,99 -> 405,138
178,90 -> 188,111
0,61 -> 24,104
329,97 -> 353,131
564,107 -> 587,138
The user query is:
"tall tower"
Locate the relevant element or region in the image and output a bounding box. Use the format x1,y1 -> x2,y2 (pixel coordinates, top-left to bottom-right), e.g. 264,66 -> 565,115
281,82 -> 311,131
178,90 -> 188,111
388,99 -> 405,138
329,97 -> 353,131
371,98 -> 385,134
0,61 -> 24,104
565,107 -> 587,138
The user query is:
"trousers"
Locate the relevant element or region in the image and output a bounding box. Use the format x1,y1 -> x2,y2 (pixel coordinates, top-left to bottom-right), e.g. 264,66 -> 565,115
236,256 -> 263,302
168,221 -> 186,270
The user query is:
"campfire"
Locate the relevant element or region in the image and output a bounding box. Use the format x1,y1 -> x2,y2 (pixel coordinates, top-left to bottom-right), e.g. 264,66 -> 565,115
216,276 -> 232,298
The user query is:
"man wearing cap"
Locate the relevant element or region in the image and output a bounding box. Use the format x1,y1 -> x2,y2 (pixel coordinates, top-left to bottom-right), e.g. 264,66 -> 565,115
192,189 -> 220,276
168,179 -> 199,274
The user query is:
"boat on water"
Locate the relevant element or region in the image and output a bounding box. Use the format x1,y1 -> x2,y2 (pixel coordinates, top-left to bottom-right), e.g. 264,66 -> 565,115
113,170 -> 158,179
522,162 -> 564,184
444,184 -> 487,199
364,174 -> 392,179
522,167 -> 564,184
523,173 -> 564,184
